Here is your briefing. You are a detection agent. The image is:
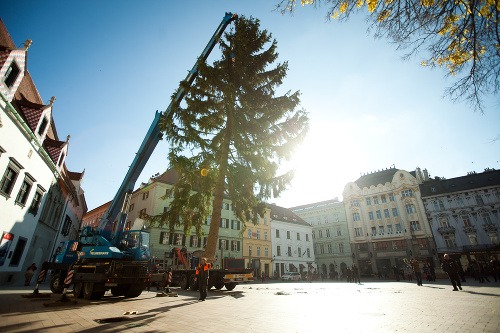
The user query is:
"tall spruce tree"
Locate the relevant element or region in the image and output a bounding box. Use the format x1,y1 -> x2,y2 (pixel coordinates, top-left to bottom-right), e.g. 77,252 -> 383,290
157,16 -> 309,260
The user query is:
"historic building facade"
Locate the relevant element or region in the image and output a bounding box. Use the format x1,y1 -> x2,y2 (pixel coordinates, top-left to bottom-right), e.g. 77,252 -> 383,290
270,204 -> 315,279
242,207 -> 272,279
123,170 -> 245,270
291,198 -> 352,279
420,168 -> 500,263
0,20 -> 86,285
343,167 -> 437,277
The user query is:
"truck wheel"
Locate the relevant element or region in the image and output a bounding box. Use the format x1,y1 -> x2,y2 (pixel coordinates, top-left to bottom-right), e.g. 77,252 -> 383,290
50,273 -> 64,294
92,290 -> 105,300
83,282 -> 105,300
124,284 -> 143,298
83,282 -> 94,300
214,281 -> 224,290
189,274 -> 199,291
207,279 -> 214,290
111,286 -> 125,296
224,283 -> 236,291
73,282 -> 84,298
180,274 -> 189,290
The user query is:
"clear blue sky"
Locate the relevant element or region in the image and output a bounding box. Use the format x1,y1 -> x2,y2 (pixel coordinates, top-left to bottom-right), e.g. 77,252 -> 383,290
4,0 -> 499,211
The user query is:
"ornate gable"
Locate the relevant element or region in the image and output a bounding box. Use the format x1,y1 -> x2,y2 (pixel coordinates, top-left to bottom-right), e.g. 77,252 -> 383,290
43,136 -> 69,168
0,47 -> 29,101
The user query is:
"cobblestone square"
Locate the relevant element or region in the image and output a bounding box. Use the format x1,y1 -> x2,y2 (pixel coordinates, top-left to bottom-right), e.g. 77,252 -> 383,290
1,280 -> 499,333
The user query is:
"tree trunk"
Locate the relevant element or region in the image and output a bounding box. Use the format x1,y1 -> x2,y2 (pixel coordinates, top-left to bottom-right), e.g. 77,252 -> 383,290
204,170 -> 225,261
204,134 -> 231,260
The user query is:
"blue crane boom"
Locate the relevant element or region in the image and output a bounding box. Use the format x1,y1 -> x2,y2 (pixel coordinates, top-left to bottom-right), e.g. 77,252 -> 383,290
41,13 -> 238,300
94,12 -> 238,247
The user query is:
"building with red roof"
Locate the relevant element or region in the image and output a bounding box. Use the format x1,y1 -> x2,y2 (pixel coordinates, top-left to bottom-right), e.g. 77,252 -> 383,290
0,19 -> 87,285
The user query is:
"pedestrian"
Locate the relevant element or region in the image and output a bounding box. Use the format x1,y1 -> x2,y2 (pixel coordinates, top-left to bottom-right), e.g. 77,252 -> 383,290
24,263 -> 37,286
441,254 -> 462,291
428,261 -> 436,282
409,259 -> 423,286
393,266 -> 400,282
489,256 -> 499,282
195,257 -> 211,301
471,259 -> 488,283
261,271 -> 265,282
352,264 -> 360,284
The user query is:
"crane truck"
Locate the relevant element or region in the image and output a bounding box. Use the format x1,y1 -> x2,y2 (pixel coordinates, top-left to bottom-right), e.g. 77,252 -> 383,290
38,12 -> 242,300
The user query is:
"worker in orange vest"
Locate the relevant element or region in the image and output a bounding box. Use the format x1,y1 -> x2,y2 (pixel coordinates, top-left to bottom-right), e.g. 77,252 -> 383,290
195,257 -> 212,301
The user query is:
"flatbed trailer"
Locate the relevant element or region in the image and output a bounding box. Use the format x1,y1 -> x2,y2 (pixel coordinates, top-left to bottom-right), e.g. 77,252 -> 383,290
150,267 -> 254,291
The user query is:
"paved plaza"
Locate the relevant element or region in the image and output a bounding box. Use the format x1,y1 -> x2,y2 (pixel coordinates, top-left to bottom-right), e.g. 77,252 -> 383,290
0,279 -> 499,333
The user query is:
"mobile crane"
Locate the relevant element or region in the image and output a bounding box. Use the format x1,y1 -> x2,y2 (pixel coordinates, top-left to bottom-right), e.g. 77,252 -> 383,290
40,12 -> 238,300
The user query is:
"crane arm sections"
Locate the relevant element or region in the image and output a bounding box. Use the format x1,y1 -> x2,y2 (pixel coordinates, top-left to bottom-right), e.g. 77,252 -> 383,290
163,12 -> 238,120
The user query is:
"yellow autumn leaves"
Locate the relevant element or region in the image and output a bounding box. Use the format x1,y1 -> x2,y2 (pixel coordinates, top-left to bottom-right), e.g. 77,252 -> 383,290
300,0 -> 498,78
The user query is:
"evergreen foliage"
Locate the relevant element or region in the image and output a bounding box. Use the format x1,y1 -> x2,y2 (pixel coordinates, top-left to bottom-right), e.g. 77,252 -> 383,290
156,16 -> 309,259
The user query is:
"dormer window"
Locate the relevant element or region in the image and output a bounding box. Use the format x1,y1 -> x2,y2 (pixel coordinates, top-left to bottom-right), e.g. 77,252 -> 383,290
38,117 -> 48,136
4,61 -> 20,88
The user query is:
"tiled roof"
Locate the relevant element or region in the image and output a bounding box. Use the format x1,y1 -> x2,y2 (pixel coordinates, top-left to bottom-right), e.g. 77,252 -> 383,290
289,198 -> 341,211
420,169 -> 500,198
268,204 -> 310,226
0,50 -> 10,69
354,167 -> 399,188
67,169 -> 85,181
154,169 -> 180,185
14,99 -> 46,133
14,71 -> 44,105
43,137 -> 66,165
0,19 -> 16,49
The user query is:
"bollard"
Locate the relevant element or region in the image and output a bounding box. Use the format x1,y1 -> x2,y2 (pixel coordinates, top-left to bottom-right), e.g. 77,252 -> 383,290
165,271 -> 172,294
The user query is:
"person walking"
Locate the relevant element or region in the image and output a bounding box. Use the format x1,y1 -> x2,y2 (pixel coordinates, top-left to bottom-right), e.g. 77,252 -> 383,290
195,257 -> 211,301
409,259 -> 423,286
441,254 -> 462,291
393,266 -> 400,282
489,256 -> 499,282
24,263 -> 37,286
352,263 -> 360,284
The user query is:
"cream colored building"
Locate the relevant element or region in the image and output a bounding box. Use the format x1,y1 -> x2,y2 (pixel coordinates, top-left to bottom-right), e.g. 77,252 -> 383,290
343,167 -> 437,277
291,198 -> 352,279
125,170 -> 244,269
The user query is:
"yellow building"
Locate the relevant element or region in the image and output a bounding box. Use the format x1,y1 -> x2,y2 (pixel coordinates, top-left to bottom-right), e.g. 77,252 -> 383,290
242,207 -> 272,279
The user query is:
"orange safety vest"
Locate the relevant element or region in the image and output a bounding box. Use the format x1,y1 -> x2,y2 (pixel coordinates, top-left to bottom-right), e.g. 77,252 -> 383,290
196,263 -> 211,275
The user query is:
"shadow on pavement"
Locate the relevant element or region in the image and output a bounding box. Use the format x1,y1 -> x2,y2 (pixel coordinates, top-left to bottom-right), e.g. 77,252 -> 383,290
462,290 -> 500,297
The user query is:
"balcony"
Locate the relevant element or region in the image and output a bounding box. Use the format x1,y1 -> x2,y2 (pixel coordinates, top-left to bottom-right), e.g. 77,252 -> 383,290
463,244 -> 500,252
437,226 -> 456,235
483,224 -> 498,233
463,226 -> 477,234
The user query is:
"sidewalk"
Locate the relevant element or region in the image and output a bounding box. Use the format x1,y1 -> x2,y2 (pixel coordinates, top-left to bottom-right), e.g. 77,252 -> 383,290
1,279 -> 499,332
